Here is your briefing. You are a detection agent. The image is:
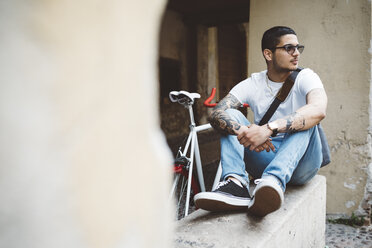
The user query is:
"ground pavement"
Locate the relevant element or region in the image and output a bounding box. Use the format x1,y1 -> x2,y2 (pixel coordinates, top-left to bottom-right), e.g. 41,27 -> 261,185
325,222 -> 371,248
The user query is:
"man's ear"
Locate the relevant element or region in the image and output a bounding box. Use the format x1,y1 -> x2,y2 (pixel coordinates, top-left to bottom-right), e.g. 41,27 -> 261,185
263,49 -> 273,61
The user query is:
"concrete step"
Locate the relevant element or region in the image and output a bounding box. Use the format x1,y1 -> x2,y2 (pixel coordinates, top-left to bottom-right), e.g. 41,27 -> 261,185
174,175 -> 326,248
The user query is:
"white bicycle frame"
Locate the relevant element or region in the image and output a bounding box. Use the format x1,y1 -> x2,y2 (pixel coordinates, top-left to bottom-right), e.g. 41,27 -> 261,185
169,100 -> 222,217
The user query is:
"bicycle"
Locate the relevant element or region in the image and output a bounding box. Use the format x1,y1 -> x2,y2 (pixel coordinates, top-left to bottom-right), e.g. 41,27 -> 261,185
168,88 -> 248,219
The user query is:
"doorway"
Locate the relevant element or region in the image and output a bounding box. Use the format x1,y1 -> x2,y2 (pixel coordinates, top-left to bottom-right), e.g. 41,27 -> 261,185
158,0 -> 250,164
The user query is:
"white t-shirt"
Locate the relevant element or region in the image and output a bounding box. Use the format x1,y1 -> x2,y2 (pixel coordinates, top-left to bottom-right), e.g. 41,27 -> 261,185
230,68 -> 324,125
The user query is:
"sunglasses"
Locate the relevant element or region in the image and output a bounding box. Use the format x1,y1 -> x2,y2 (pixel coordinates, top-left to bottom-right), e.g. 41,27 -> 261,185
271,44 -> 305,55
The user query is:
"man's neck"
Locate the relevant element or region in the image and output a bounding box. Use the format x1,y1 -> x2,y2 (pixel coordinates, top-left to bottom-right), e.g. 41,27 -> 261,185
267,69 -> 291,83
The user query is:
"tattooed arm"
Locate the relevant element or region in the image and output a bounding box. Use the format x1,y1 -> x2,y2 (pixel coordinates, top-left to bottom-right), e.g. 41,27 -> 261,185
210,88 -> 327,151
209,94 -> 275,152
208,93 -> 242,135
269,88 -> 328,134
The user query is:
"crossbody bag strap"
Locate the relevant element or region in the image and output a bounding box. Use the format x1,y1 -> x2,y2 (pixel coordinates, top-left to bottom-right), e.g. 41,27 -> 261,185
258,68 -> 302,126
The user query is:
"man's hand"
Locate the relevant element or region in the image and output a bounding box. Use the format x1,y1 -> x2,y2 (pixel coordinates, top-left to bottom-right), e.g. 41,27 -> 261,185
255,140 -> 275,153
236,124 -> 275,152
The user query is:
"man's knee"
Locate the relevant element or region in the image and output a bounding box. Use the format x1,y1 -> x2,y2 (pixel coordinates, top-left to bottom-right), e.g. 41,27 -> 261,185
225,109 -> 247,123
225,108 -> 242,116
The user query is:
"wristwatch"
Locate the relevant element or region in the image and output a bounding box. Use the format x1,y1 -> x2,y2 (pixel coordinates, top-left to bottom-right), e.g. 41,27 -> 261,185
267,122 -> 279,137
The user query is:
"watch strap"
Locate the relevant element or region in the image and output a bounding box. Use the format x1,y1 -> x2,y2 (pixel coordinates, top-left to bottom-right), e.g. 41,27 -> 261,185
267,123 -> 278,137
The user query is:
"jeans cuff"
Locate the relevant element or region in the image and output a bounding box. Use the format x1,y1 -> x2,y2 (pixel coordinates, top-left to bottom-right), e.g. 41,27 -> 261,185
223,173 -> 249,187
262,174 -> 285,192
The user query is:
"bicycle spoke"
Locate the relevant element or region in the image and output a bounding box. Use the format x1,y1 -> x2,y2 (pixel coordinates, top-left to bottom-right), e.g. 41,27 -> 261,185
176,175 -> 187,219
170,174 -> 180,199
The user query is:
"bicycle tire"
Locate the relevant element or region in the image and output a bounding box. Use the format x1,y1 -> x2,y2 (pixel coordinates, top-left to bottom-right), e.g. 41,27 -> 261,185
172,165 -> 200,220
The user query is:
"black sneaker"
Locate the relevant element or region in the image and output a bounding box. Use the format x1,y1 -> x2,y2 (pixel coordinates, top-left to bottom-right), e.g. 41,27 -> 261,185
194,179 -> 251,212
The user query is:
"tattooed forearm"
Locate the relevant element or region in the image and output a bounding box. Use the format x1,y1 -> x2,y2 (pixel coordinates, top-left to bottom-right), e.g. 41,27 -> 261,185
209,111 -> 241,135
270,88 -> 327,134
284,112 -> 306,133
208,94 -> 242,135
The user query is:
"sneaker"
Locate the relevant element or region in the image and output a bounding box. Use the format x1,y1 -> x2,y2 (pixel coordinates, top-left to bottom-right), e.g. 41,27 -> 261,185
247,177 -> 284,217
194,179 -> 251,212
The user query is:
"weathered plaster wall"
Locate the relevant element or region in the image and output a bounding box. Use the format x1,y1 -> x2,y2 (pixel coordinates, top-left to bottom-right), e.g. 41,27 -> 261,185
0,0 -> 172,247
249,0 -> 371,215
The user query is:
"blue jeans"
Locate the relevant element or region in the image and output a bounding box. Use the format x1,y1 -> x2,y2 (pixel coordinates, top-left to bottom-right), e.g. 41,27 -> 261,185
220,109 -> 322,191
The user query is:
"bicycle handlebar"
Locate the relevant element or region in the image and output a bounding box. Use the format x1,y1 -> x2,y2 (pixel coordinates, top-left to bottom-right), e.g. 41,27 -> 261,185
203,88 -> 218,107
203,88 -> 249,108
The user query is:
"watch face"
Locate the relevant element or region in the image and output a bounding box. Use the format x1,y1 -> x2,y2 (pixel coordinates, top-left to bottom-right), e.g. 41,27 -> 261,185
269,122 -> 278,131
268,122 -> 278,137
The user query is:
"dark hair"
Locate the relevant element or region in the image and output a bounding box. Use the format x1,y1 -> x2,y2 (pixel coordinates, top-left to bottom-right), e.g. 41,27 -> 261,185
261,26 -> 296,51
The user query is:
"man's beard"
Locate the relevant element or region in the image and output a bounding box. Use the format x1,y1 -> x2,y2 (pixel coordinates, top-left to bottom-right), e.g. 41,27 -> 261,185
272,59 -> 297,73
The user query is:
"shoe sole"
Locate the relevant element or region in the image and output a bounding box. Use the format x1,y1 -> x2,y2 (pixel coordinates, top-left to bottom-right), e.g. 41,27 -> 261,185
247,185 -> 281,217
194,192 -> 250,212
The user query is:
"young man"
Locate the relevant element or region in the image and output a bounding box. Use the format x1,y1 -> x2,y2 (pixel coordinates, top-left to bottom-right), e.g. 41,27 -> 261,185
194,26 -> 328,217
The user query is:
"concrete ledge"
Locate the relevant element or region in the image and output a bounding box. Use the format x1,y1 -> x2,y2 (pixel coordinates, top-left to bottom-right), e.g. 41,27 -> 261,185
175,175 -> 326,248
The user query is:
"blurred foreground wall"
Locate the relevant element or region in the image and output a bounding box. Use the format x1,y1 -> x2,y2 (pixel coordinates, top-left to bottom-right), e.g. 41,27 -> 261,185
0,1 -> 172,247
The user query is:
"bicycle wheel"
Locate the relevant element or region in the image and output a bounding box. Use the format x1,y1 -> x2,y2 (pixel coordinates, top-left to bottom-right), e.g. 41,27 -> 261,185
171,156 -> 200,220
